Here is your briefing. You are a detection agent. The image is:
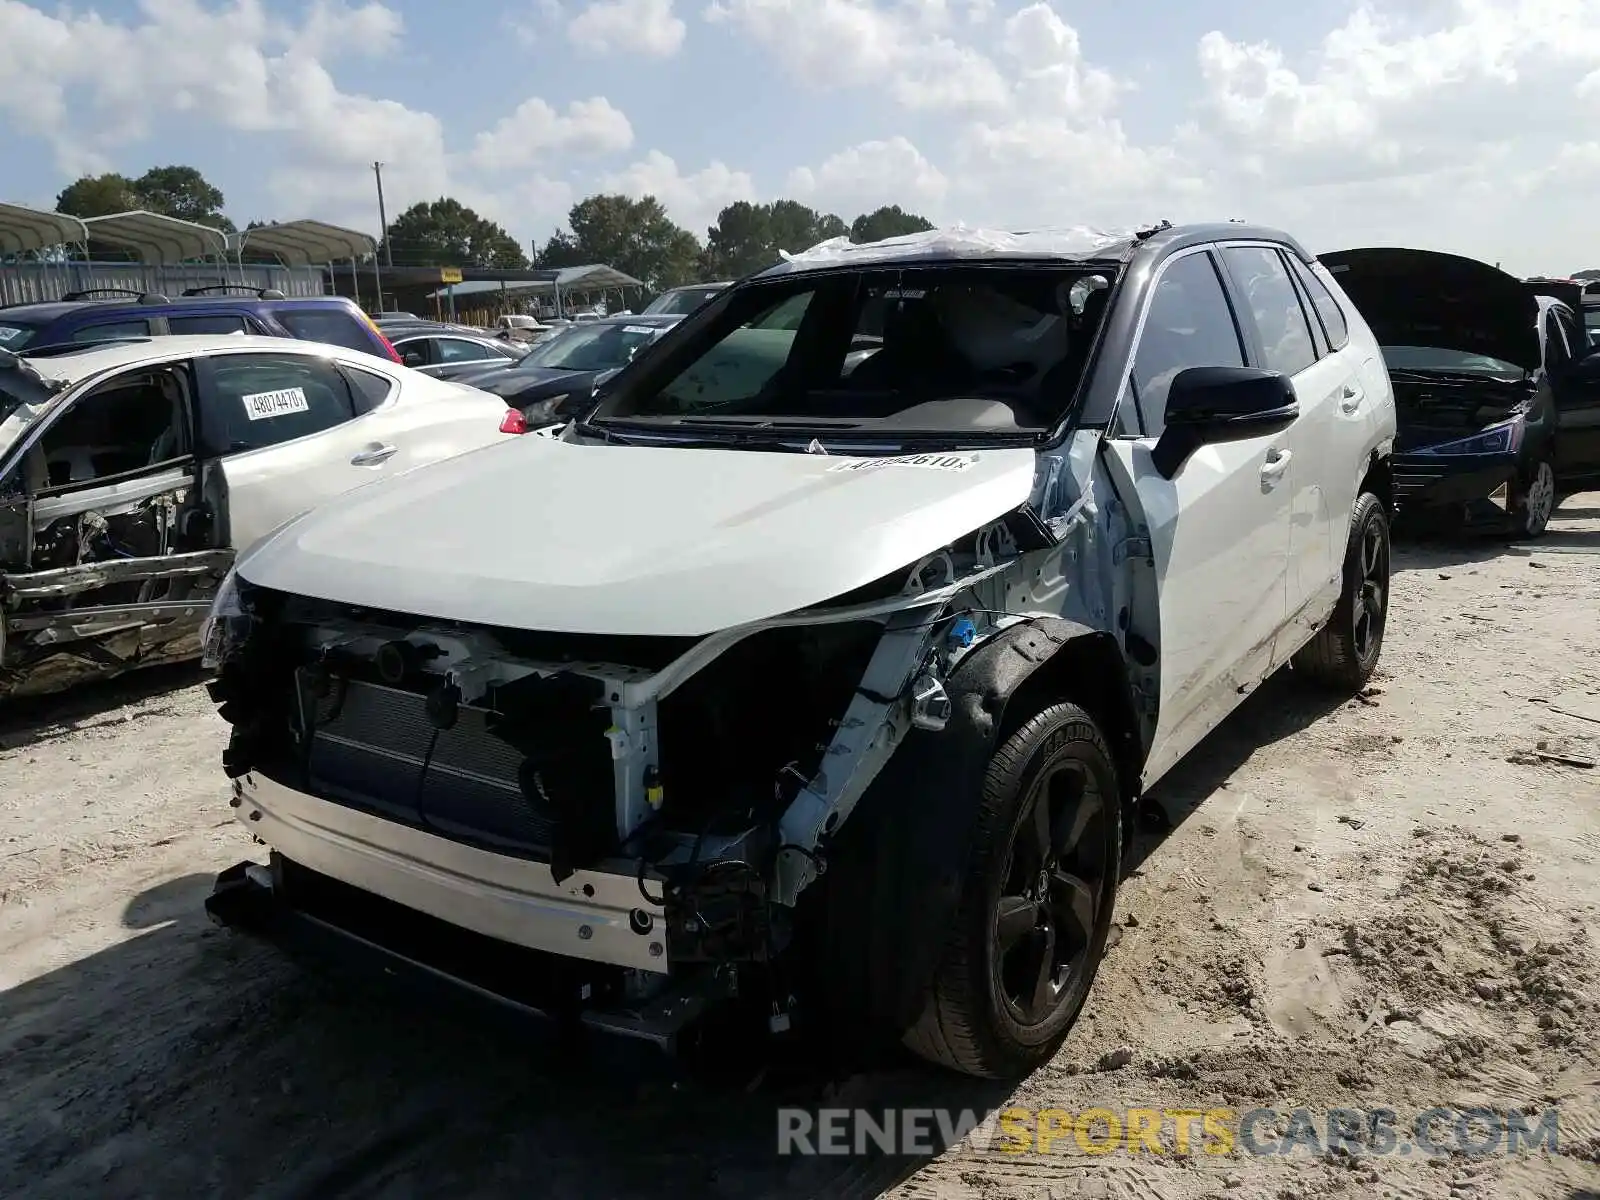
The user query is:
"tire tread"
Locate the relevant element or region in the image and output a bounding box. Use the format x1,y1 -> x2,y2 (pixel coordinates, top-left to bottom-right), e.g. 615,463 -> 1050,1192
903,704 -> 1118,1078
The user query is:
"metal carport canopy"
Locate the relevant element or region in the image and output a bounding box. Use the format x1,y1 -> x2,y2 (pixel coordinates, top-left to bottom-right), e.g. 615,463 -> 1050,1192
229,220 -> 376,265
426,263 -> 646,300
0,202 -> 88,254
82,210 -> 229,264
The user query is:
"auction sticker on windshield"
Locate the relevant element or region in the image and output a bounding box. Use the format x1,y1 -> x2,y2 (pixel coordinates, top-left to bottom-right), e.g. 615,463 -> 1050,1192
828,452 -> 978,474
240,387 -> 311,421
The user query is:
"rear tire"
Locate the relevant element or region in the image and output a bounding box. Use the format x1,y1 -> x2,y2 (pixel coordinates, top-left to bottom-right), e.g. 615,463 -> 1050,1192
1293,490 -> 1390,690
903,702 -> 1121,1079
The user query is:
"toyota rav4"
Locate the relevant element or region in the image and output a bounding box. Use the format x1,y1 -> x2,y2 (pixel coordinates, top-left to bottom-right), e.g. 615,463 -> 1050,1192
201,222 -> 1397,1079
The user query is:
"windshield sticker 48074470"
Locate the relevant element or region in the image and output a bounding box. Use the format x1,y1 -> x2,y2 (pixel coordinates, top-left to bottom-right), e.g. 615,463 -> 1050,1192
827,452 -> 978,474
241,387 -> 310,421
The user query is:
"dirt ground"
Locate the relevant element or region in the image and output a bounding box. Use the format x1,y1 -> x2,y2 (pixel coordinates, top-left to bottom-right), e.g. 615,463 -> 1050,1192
2,496 -> 1597,1200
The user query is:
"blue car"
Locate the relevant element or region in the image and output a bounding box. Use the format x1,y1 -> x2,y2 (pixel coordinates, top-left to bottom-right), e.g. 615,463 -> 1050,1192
0,285 -> 403,365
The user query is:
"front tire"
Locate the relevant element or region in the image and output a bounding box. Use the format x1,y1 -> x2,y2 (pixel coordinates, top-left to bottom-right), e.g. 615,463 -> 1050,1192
1293,490 -> 1390,690
903,703 -> 1121,1079
1510,455 -> 1557,539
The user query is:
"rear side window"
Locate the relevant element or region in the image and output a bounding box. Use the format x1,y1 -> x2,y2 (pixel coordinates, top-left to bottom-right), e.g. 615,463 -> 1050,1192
1221,246 -> 1317,377
1130,252 -> 1246,434
275,307 -> 379,355
71,319 -> 151,342
1289,258 -> 1349,350
435,337 -> 499,362
199,353 -> 356,454
168,314 -> 252,335
343,365 -> 396,414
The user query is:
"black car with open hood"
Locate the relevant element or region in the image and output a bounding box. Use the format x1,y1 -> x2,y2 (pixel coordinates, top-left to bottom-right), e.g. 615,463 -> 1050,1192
1321,247 -> 1600,538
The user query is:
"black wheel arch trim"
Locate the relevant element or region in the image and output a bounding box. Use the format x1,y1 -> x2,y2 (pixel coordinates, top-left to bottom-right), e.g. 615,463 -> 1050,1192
812,616 -> 1142,1034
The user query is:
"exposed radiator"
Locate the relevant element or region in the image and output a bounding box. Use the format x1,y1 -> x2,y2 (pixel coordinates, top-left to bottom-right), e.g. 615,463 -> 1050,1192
298,674 -> 559,854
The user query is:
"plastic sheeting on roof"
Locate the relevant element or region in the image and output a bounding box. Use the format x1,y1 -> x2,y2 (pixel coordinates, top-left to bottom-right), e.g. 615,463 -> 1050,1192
229,220 -> 376,265
428,263 -> 646,300
0,202 -> 88,254
82,210 -> 228,264
764,225 -> 1141,274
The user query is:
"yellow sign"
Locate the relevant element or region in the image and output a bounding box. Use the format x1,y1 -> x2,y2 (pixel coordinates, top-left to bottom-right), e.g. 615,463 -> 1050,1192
439,267 -> 463,284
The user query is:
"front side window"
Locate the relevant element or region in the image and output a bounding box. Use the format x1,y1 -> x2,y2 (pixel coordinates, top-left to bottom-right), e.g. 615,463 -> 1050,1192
1129,252 -> 1246,435
71,319 -> 151,343
1222,246 -> 1318,376
199,353 -> 356,454
602,266 -> 1111,433
36,364 -> 191,489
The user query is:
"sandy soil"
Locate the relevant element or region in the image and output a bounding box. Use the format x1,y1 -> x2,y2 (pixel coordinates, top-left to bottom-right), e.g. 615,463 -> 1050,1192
2,496 -> 1597,1200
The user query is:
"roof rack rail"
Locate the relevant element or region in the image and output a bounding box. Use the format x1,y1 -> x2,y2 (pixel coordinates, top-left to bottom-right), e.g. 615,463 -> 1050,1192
61,287 -> 148,302
181,284 -> 288,300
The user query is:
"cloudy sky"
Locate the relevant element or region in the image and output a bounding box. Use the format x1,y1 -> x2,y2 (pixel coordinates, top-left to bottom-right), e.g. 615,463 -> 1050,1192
1,0 -> 1597,274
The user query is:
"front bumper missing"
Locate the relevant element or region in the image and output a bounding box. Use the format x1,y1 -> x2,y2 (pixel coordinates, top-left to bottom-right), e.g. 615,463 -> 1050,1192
229,771 -> 668,973
205,860 -> 733,1053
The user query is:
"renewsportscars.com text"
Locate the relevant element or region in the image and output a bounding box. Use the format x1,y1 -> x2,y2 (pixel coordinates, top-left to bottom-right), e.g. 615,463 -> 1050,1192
776,1105 -> 1562,1158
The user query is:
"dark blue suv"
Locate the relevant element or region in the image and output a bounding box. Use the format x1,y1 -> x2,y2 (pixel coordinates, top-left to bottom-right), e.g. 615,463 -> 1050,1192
0,286 -> 402,363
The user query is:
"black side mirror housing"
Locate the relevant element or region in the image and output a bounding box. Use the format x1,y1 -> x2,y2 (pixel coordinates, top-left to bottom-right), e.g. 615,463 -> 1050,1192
1151,366 -> 1299,479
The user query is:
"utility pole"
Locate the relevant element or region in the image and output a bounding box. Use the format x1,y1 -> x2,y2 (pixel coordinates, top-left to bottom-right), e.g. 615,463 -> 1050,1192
373,161 -> 391,311
374,161 -> 392,266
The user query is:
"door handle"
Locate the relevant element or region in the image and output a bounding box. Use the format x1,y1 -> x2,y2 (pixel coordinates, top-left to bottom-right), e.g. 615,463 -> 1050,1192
350,443 -> 397,466
1260,448 -> 1293,481
1340,383 -> 1364,413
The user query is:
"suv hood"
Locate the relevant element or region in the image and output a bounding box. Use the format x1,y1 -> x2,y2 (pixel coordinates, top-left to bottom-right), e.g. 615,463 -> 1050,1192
237,435 -> 1038,637
1319,247 -> 1540,371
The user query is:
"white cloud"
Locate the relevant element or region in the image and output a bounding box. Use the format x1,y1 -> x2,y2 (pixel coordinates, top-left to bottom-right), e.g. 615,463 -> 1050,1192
467,96 -> 635,172
788,137 -> 948,216
568,0 -> 686,56
600,150 -> 757,236
10,0 -> 1600,275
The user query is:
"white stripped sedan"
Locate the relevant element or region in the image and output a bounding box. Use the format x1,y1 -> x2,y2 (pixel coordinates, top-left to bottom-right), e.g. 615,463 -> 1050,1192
0,334 -> 522,699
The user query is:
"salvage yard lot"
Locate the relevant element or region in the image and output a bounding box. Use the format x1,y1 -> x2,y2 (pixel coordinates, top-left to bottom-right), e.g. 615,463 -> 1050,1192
2,499 -> 1598,1200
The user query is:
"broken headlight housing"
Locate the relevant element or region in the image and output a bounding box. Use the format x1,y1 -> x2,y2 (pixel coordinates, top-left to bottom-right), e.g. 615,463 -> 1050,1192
200,566 -> 246,671
522,394 -> 568,426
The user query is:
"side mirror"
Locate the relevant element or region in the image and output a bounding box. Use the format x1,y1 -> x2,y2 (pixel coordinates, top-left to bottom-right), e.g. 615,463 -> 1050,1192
1151,366 -> 1298,479
401,349 -> 425,367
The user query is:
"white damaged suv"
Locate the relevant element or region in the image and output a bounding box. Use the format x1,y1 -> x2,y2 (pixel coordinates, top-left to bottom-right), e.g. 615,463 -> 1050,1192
202,222 -> 1397,1079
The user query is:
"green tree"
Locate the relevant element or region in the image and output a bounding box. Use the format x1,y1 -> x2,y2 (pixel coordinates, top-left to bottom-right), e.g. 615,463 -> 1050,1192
548,194 -> 701,290
850,205 -> 934,244
131,165 -> 233,232
56,165 -> 235,232
531,230 -> 589,270
380,198 -> 528,268
704,200 -> 848,278
55,172 -> 138,218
